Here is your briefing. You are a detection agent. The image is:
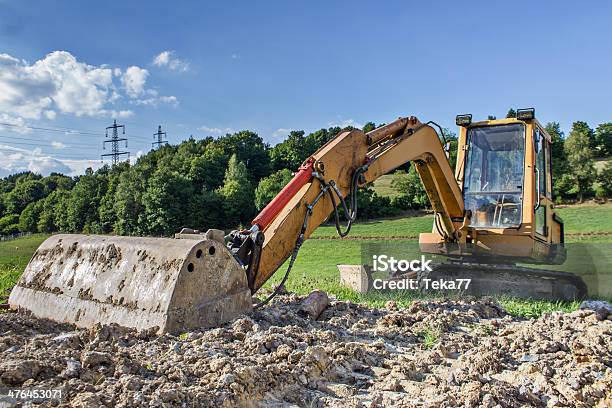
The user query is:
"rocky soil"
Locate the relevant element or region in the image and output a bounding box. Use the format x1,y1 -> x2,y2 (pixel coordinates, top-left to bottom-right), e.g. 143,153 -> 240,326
0,296 -> 610,407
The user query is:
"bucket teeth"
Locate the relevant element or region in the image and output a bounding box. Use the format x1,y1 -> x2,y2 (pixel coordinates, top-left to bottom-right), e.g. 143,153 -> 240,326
9,234 -> 252,333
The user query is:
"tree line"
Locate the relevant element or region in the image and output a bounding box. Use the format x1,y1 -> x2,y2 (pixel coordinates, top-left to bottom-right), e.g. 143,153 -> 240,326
0,116 -> 610,237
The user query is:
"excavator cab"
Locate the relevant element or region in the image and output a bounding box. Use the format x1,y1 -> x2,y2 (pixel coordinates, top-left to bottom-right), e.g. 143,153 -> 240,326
442,108 -> 565,263
415,110 -> 585,300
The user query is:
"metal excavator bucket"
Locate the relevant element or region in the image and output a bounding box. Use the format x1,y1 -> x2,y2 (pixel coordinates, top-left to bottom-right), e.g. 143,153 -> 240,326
8,233 -> 253,333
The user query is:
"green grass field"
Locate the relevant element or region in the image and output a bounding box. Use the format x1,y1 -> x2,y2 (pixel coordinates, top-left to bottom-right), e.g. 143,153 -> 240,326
555,202 -> 612,235
1,203 -> 611,315
311,214 -> 433,239
371,174 -> 399,198
311,202 -> 612,240
0,234 -> 50,303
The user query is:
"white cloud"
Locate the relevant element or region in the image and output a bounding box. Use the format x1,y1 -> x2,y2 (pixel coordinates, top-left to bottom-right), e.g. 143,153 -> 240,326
333,119 -> 363,129
118,110 -> 133,118
109,109 -> 134,118
158,95 -> 178,105
0,144 -> 103,177
153,51 -> 170,66
273,128 -> 293,138
131,86 -> 177,107
198,125 -> 233,135
0,51 -> 178,131
0,113 -> 32,134
60,159 -> 103,176
27,155 -> 72,175
121,66 -> 149,98
0,53 -> 55,120
51,141 -> 66,149
109,90 -> 121,102
0,145 -> 74,177
14,51 -> 115,118
128,150 -> 145,165
152,51 -> 189,72
133,95 -> 178,107
0,51 -> 105,120
41,52 -> 114,117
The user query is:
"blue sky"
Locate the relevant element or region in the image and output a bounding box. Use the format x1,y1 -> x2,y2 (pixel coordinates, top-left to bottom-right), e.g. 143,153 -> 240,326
1,1 -> 611,176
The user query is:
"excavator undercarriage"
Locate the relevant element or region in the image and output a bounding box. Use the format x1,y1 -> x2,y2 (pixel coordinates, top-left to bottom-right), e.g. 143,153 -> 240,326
9,111 -> 588,333
423,262 -> 587,301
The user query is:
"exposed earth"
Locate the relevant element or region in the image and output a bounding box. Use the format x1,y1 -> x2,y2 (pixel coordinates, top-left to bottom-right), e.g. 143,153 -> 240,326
0,295 -> 610,407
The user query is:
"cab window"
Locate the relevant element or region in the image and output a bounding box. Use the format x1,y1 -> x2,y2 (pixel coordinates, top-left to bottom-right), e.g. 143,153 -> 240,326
463,123 -> 525,228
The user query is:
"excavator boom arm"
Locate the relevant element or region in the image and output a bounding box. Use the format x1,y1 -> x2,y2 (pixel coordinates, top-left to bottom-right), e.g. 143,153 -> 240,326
246,116 -> 466,292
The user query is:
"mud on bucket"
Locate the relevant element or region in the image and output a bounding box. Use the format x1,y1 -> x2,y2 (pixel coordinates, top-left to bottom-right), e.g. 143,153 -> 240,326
8,234 -> 252,333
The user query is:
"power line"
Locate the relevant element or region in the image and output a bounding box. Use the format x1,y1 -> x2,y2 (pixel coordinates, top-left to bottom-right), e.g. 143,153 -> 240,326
0,147 -> 100,160
101,120 -> 129,165
0,121 -> 172,144
0,122 -> 152,142
152,125 -> 168,149
0,140 -> 71,148
0,134 -> 99,148
0,122 -> 104,136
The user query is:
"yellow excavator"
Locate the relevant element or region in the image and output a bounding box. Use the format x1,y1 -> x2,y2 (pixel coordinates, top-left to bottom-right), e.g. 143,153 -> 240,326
9,108 -> 586,333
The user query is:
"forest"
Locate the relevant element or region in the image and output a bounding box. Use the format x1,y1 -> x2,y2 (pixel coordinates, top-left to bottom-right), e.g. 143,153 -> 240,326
1,112 -> 611,237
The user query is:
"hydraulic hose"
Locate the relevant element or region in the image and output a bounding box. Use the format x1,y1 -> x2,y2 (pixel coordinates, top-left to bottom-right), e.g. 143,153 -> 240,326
254,165 -> 366,307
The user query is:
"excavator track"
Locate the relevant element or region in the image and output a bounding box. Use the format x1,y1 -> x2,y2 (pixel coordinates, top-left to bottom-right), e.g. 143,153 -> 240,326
417,262 -> 588,301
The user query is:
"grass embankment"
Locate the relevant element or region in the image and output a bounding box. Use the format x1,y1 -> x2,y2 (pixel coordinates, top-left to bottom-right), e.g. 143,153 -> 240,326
371,174 -> 399,198
555,202 -> 612,239
0,234 -> 50,303
1,203 -> 610,316
311,214 -> 433,239
309,202 -> 612,241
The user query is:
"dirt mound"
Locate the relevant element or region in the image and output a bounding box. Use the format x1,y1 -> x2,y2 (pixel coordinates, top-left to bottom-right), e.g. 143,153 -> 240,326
0,295 -> 610,407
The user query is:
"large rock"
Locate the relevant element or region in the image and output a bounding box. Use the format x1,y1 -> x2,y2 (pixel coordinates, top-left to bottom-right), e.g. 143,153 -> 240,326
579,300 -> 612,320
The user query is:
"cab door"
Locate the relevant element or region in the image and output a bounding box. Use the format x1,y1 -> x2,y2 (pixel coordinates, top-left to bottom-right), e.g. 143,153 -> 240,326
534,127 -> 552,241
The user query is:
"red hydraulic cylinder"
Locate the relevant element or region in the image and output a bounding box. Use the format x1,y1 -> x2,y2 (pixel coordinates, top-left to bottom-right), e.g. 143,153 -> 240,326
251,159 -> 314,230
